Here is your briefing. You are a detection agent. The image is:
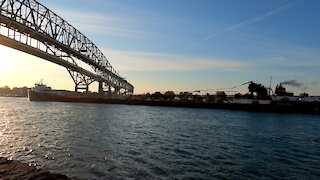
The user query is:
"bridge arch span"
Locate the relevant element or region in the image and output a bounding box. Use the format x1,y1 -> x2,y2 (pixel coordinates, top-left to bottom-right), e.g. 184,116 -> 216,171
0,0 -> 133,94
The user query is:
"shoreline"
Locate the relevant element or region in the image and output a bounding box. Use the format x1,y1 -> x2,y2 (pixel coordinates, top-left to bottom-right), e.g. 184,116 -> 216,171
0,157 -> 70,180
2,95 -> 320,115
28,91 -> 320,115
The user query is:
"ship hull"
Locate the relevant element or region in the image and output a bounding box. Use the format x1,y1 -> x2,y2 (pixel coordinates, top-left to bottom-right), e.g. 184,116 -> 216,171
28,90 -> 101,103
28,90 -> 320,115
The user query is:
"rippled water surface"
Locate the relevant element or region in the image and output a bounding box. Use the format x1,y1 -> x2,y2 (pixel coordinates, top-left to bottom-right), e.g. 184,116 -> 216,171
0,97 -> 320,179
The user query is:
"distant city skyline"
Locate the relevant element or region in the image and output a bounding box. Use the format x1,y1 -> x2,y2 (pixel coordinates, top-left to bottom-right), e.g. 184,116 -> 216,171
0,0 -> 320,95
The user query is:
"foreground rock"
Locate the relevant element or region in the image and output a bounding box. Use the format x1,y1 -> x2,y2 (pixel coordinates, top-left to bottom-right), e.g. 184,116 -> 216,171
0,157 -> 70,180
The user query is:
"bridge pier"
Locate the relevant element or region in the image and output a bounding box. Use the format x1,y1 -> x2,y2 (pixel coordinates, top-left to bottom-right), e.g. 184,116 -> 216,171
68,70 -> 94,92
114,87 -> 120,95
98,81 -> 113,96
75,84 -> 89,92
98,81 -> 103,95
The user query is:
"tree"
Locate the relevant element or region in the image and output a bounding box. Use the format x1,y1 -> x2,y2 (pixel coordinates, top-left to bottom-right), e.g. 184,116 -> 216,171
164,91 -> 175,101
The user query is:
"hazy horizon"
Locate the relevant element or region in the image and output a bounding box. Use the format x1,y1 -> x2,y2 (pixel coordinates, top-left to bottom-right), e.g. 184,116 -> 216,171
0,0 -> 320,95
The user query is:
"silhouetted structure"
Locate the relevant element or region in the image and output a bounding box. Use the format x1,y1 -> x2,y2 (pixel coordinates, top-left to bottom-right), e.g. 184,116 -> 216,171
248,81 -> 268,98
0,86 -> 28,97
275,84 -> 294,96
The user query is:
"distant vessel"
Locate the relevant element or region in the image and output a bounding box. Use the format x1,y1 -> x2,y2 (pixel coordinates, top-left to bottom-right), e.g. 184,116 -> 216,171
28,81 -> 320,114
28,81 -> 114,103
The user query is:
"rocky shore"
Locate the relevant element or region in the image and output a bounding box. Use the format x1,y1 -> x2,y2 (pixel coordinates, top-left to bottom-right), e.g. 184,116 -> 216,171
0,157 -> 70,180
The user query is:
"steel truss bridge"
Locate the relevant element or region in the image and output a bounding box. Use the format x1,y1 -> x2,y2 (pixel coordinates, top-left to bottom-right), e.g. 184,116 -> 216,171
0,0 -> 134,94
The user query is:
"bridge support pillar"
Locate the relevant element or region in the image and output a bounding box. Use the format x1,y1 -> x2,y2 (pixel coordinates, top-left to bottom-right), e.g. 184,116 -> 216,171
68,70 -> 94,92
98,81 -> 103,95
75,84 -> 89,92
98,82 -> 113,96
108,86 -> 112,94
114,87 -> 120,95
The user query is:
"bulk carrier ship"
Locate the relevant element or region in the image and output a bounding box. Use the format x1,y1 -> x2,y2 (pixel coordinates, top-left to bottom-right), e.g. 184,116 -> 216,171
28,81 -> 320,115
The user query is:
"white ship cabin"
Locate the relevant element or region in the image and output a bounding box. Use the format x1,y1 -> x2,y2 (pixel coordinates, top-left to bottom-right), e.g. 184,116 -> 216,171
299,96 -> 320,102
271,96 -> 320,102
32,82 -> 52,92
233,99 -> 272,104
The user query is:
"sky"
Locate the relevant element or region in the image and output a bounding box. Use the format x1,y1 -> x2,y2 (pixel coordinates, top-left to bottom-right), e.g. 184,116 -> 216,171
0,0 -> 320,95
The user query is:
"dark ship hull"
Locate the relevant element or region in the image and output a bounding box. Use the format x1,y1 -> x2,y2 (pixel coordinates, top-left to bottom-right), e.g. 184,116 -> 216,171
28,90 -> 320,115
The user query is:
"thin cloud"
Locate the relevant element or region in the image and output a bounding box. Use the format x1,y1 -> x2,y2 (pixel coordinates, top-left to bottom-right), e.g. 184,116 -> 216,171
102,49 -> 250,71
74,23 -> 160,38
204,1 -> 299,40
265,57 -> 320,67
52,8 -> 160,38
268,47 -> 320,61
264,46 -> 320,67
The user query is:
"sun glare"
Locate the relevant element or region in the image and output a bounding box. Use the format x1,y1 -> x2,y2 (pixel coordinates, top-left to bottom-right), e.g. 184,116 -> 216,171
0,45 -> 15,73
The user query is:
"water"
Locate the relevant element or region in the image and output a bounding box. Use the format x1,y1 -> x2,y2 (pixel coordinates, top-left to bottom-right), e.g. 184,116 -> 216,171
0,97 -> 319,179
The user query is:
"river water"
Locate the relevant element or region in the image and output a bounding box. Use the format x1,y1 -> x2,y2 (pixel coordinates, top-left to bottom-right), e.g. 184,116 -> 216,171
0,97 -> 319,179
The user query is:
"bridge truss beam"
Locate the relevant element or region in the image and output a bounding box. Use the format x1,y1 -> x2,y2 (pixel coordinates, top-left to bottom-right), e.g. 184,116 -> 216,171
0,0 -> 134,94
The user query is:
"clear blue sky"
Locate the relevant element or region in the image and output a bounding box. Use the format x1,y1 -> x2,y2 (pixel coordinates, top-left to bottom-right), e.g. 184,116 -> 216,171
2,0 -> 320,95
